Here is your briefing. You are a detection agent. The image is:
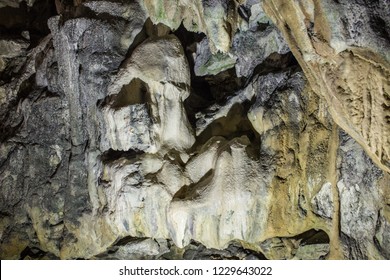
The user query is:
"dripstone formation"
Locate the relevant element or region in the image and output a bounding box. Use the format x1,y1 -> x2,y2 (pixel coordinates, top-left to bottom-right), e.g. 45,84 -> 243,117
0,0 -> 389,260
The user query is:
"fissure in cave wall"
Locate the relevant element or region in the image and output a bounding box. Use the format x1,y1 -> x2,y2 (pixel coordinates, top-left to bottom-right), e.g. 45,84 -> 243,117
0,0 -> 389,260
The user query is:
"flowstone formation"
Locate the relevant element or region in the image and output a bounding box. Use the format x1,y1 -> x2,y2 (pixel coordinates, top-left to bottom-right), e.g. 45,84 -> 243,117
0,0 -> 389,260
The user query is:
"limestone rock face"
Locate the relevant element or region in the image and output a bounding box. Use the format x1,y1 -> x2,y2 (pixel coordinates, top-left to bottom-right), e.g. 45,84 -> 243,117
0,0 -> 36,8
0,0 -> 389,260
263,0 -> 390,173
193,2 -> 289,78
144,0 -> 241,53
106,35 -> 195,153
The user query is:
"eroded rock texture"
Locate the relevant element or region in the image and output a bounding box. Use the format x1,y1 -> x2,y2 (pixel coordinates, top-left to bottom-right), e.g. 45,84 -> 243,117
0,0 -> 389,260
263,0 -> 390,173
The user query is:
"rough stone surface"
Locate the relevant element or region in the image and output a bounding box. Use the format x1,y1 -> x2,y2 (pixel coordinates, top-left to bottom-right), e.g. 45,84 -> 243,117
193,2 -> 289,78
0,0 -> 389,260
263,0 -> 390,173
0,0 -> 36,8
311,182 -> 333,219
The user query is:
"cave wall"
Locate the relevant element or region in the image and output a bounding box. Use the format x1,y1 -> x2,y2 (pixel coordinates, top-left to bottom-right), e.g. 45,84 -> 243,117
0,0 -> 389,260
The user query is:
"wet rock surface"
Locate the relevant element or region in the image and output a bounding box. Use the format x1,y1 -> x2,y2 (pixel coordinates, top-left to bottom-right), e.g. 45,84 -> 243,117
0,0 -> 389,260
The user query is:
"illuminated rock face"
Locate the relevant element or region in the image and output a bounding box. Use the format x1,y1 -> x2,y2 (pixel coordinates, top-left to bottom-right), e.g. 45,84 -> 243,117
262,0 -> 390,174
0,0 -> 389,260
